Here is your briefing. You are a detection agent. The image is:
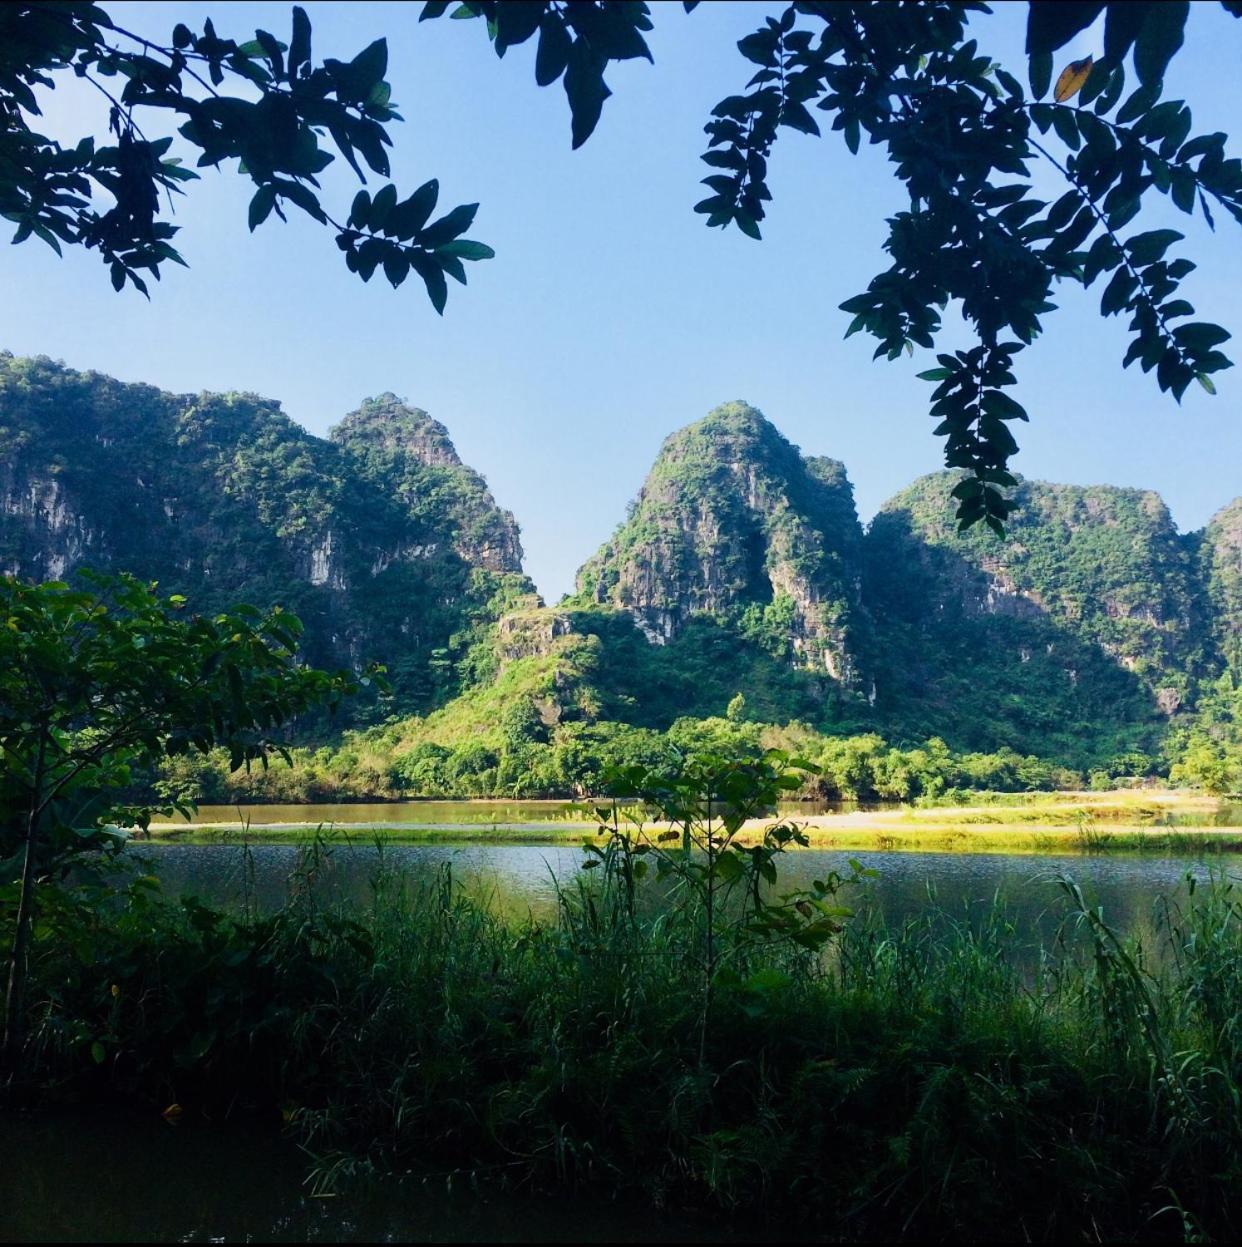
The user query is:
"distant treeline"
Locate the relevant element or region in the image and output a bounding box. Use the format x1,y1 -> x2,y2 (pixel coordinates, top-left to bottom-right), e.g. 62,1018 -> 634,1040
151,706 -> 1240,805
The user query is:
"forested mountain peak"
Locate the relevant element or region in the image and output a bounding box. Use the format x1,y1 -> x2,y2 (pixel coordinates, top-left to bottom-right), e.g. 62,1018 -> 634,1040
0,353 -> 533,714
869,471 -> 1201,673
330,393 -> 463,468
331,393 -> 523,575
862,469 -> 1212,760
575,401 -> 869,686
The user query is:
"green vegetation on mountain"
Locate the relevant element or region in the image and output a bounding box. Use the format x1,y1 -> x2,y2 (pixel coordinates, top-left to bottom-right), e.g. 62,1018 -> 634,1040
4,361 -> 1240,796
576,401 -> 869,689
863,470 -> 1210,767
0,353 -> 534,715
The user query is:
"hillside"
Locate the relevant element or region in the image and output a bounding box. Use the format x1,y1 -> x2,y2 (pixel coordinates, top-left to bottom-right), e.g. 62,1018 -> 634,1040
576,401 -> 870,691
0,353 -> 535,713
863,471 -> 1210,763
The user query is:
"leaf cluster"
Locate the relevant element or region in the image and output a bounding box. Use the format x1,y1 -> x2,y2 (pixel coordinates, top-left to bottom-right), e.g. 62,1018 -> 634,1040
0,571 -> 358,864
420,0 -> 686,148
694,1 -> 1239,529
1,2 -> 490,307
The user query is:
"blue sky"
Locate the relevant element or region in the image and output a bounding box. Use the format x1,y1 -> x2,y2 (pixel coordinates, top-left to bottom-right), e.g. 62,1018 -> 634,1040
2,1 -> 1239,600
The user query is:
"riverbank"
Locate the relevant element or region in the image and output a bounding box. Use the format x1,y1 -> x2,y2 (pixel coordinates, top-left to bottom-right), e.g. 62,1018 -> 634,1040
12,855 -> 1242,1242
144,790 -> 1242,852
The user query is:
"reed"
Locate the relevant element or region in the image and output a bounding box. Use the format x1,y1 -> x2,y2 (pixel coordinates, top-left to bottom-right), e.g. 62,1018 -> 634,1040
10,835 -> 1242,1241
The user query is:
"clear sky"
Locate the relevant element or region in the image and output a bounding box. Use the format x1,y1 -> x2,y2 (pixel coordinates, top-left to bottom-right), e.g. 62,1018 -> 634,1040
2,1 -> 1239,601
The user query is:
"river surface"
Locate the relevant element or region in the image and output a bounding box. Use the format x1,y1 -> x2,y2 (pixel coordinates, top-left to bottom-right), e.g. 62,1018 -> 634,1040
129,836 -> 1242,947
133,797 -> 1242,940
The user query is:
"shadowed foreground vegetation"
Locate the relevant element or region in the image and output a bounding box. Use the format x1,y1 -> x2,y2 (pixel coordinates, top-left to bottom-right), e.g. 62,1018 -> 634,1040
12,836 -> 1242,1243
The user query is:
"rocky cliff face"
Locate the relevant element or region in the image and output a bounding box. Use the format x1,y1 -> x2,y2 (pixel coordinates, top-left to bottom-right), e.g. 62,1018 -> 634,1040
867,472 -> 1204,695
1203,497 -> 1242,675
861,471 -> 1211,756
0,353 -> 534,712
575,402 -> 869,686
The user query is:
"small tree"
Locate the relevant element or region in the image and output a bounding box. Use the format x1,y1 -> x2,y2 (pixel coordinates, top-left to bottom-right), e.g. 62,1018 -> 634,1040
0,572 -> 360,1086
1170,733 -> 1240,795
586,750 -> 868,1062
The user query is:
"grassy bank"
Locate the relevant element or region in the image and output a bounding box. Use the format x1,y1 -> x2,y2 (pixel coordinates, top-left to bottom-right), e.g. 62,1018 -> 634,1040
145,790 -> 1242,853
12,846 -> 1242,1242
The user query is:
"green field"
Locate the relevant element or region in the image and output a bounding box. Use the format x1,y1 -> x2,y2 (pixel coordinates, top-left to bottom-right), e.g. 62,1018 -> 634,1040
144,790 -> 1242,852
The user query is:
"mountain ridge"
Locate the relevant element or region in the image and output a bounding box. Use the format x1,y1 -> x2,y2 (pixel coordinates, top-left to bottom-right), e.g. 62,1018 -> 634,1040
0,352 -> 536,715
3,357 -> 1239,770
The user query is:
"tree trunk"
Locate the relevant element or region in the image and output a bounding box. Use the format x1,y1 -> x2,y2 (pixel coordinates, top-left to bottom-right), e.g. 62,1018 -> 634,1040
2,736 -> 46,1091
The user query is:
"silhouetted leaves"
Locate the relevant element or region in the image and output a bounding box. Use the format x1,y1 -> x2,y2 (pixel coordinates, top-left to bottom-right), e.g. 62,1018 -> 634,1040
2,2 -> 490,309
421,1 -> 655,147
684,0 -> 1239,531
423,0 -> 1236,531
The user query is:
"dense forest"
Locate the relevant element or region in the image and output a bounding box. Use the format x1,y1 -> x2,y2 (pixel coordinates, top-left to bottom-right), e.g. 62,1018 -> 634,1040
3,355 -> 1239,799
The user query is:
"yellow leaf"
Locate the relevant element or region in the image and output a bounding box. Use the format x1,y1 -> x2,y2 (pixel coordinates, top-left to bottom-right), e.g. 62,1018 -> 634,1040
162,1102 -> 183,1122
1054,56 -> 1094,104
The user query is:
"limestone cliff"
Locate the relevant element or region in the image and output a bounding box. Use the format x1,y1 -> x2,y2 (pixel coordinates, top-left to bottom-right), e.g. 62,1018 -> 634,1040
575,401 -> 868,686
0,353 -> 534,712
862,471 -> 1208,756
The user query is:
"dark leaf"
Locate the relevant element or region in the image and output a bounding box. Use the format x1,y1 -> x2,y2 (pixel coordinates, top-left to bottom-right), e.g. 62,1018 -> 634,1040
1134,0 -> 1189,87
564,39 -> 610,149
419,202 -> 479,248
410,250 -> 448,313
1029,50 -> 1053,100
248,184 -> 276,231
535,13 -> 573,85
1125,228 -> 1182,264
436,239 -> 494,260
289,6 -> 311,76
1026,2 -> 1105,56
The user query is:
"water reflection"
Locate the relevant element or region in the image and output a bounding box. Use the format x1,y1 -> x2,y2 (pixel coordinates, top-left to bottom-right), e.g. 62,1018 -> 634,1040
131,840 -> 1242,948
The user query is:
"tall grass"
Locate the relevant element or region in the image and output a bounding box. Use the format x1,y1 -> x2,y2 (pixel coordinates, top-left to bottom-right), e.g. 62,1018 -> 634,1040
10,843 -> 1242,1241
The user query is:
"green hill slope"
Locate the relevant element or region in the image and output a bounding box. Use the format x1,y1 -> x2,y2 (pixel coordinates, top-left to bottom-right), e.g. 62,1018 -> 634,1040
0,353 -> 534,713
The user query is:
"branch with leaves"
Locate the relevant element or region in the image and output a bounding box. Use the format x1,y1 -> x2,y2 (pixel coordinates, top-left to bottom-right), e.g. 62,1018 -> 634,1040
2,2 -> 493,309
